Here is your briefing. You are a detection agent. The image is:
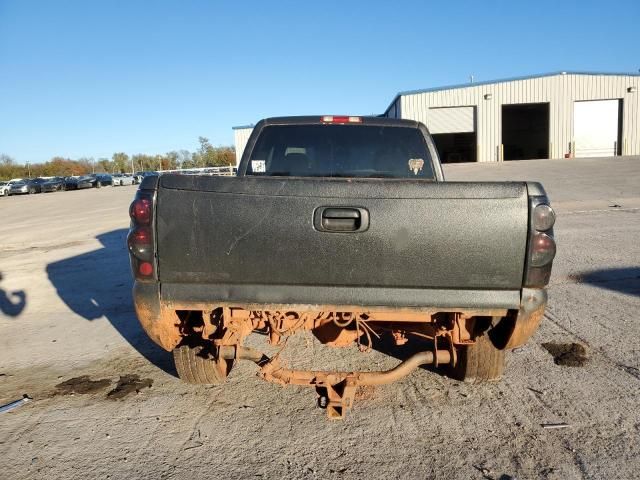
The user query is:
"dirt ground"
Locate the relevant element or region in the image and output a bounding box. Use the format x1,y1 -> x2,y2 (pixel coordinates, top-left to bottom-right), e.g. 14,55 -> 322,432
1,156 -> 639,480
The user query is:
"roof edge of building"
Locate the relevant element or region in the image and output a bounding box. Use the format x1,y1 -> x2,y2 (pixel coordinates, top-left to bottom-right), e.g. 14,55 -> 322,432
232,124 -> 254,130
383,70 -> 640,115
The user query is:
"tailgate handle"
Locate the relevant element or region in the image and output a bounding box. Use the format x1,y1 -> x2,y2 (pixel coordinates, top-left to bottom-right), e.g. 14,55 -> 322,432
316,207 -> 369,232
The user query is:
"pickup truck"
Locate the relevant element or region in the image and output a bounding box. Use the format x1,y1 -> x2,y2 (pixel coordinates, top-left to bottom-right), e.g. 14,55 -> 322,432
129,116 -> 556,418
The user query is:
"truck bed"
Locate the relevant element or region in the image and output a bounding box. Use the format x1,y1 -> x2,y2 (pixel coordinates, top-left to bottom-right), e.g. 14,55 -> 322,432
155,174 -> 530,309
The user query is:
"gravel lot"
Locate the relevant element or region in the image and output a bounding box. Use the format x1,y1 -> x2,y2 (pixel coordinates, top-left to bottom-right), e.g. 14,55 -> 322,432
1,157 -> 639,480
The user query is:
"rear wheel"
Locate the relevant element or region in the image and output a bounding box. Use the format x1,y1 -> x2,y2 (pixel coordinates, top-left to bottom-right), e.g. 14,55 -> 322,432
445,333 -> 505,383
173,342 -> 232,384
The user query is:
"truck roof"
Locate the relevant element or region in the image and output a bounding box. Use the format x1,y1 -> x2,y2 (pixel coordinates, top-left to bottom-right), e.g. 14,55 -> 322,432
259,115 -> 422,128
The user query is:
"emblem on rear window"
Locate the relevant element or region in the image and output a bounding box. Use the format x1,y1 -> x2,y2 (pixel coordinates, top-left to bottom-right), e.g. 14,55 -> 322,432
408,158 -> 424,175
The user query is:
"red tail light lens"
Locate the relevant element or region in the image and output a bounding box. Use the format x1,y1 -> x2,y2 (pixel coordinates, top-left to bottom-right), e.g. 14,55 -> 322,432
138,261 -> 153,277
130,226 -> 151,244
525,195 -> 556,287
130,198 -> 152,225
530,232 -> 556,267
128,190 -> 155,280
321,116 -> 362,123
127,226 -> 153,261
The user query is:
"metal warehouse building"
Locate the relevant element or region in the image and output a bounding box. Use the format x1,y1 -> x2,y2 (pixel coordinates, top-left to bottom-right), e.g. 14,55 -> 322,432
233,71 -> 640,164
233,125 -> 254,166
385,71 -> 639,163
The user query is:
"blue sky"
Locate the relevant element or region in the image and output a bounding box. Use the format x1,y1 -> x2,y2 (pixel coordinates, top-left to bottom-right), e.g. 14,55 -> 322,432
1,0 -> 638,163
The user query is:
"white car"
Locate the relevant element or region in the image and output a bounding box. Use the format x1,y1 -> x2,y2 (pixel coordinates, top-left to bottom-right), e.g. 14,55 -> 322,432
112,174 -> 135,186
1,178 -> 25,196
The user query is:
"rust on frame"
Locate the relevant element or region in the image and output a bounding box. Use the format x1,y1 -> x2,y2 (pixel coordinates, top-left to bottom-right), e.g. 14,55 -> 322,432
222,345 -> 452,419
165,301 -> 509,319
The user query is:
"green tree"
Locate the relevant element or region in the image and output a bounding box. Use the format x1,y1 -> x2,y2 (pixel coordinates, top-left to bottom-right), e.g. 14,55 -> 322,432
197,136 -> 214,166
97,158 -> 111,173
0,154 -> 19,180
112,152 -> 129,173
196,137 -> 236,167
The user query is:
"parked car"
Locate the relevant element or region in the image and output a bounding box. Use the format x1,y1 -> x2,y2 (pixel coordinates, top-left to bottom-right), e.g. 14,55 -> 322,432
64,173 -> 113,190
41,177 -> 65,192
134,171 -> 158,184
9,181 -> 31,195
129,115 -> 556,419
63,176 -> 93,190
1,178 -> 25,196
112,173 -> 134,186
9,178 -> 47,195
89,173 -> 113,187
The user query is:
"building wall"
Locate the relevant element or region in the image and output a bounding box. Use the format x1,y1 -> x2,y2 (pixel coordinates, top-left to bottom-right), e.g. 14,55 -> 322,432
386,97 -> 402,119
233,126 -> 254,166
397,73 -> 640,162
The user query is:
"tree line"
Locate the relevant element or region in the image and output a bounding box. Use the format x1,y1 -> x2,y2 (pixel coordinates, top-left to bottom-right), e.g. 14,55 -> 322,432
0,137 -> 235,180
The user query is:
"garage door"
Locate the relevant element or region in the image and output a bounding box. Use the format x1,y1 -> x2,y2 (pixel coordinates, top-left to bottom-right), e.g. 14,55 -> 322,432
428,107 -> 475,134
574,100 -> 620,157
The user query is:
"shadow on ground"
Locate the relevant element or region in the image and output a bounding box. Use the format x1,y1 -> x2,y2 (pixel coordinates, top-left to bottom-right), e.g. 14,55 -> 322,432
46,229 -> 176,376
0,272 -> 26,317
578,267 -> 640,297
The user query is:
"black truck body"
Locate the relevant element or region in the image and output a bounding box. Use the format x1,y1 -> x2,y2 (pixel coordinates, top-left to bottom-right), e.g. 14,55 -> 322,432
129,116 -> 555,418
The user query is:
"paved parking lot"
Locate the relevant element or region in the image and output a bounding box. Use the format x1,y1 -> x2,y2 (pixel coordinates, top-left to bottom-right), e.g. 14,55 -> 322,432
1,157 -> 639,479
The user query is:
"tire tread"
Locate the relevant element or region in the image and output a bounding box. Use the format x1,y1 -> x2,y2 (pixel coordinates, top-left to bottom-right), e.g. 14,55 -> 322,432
447,333 -> 505,384
173,344 -> 227,385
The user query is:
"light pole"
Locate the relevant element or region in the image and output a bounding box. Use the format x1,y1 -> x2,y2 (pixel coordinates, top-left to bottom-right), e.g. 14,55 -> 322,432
26,161 -> 31,178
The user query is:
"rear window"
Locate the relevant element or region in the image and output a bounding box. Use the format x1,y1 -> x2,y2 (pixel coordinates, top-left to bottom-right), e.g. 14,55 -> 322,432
245,124 -> 434,179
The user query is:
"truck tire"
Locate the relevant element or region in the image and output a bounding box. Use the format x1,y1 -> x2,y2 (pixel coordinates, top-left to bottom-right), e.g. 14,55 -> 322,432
173,343 -> 231,384
445,333 -> 505,383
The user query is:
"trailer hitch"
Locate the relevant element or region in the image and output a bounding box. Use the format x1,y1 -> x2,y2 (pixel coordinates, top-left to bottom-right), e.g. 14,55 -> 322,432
219,345 -> 452,419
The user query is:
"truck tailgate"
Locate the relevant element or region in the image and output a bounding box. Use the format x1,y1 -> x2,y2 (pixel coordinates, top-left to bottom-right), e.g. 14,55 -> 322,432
155,175 -> 529,308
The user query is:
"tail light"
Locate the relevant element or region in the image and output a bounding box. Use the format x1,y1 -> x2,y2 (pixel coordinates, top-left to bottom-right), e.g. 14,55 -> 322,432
524,197 -> 556,287
130,197 -> 152,225
532,204 -> 555,231
530,232 -> 556,267
127,226 -> 152,261
127,190 -> 156,280
321,116 -> 362,123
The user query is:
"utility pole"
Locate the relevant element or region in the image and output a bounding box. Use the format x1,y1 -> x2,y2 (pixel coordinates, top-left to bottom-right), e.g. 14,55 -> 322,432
26,161 -> 31,178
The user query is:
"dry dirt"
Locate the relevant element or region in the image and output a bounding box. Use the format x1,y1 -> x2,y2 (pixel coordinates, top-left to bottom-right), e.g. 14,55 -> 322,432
1,157 -> 639,479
